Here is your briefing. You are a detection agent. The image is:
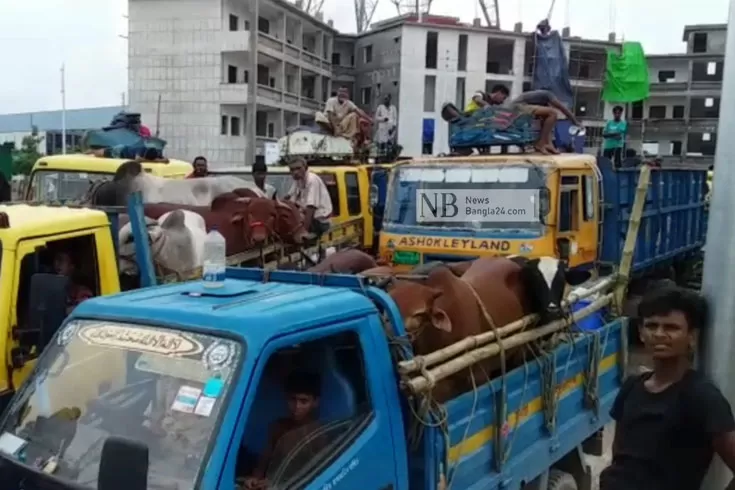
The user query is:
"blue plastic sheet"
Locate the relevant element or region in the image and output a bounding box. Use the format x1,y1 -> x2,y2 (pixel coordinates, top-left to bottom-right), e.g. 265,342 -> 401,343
531,31 -> 574,109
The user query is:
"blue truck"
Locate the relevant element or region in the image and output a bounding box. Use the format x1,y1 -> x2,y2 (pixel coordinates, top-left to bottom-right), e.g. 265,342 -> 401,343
0,264 -> 624,490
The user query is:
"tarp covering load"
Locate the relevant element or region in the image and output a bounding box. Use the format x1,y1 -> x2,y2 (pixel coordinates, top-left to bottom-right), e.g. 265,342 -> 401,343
602,42 -> 650,102
83,112 -> 166,152
531,30 -> 574,108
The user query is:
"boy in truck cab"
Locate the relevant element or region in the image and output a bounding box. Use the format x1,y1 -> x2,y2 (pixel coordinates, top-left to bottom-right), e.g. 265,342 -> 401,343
240,371 -> 323,489
53,249 -> 94,315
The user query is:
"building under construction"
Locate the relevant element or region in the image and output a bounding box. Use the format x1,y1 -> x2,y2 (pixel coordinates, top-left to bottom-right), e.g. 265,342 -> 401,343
127,0 -> 623,164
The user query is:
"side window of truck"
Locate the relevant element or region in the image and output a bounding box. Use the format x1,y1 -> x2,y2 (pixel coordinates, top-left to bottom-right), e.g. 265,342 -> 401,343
236,331 -> 373,488
582,174 -> 595,221
319,173 -> 340,217
15,234 -> 100,352
558,175 -> 580,232
345,172 -> 361,216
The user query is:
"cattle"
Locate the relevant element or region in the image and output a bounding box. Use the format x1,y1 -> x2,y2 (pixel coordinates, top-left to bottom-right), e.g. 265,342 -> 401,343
308,249 -> 378,274
94,160 -> 266,206
360,261 -> 472,280
274,200 -> 309,245
387,256 -> 590,401
118,209 -> 207,278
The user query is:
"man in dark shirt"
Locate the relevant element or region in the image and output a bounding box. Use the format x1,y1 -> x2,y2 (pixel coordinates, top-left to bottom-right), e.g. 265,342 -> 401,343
600,287 -> 735,490
188,155 -> 209,178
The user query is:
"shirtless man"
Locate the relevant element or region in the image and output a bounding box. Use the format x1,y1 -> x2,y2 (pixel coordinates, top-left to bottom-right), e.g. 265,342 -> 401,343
492,89 -> 582,155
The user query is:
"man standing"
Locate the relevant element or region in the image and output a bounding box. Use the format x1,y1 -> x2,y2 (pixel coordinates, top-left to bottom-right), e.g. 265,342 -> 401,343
285,157 -> 332,234
251,161 -> 277,199
602,106 -> 627,166
188,156 -> 209,179
600,287 -> 735,490
375,94 -> 397,157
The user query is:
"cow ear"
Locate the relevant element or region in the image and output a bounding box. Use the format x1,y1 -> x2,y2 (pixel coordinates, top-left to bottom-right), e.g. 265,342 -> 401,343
565,268 -> 591,286
431,307 -> 452,332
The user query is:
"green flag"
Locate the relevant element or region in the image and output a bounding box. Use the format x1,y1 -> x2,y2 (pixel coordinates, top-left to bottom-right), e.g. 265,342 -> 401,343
602,42 -> 650,103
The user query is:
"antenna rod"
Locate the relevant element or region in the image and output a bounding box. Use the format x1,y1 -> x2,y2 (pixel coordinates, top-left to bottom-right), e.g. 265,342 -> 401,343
61,64 -> 67,155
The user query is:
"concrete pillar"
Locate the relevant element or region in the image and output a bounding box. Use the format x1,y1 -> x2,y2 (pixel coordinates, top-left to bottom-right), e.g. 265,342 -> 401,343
281,14 -> 287,41
511,37 -> 527,99
316,32 -> 324,60
297,66 -> 303,101
280,60 -> 286,93
279,109 -> 285,138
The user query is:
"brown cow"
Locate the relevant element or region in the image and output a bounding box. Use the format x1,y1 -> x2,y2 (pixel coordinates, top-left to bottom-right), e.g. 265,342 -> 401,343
308,249 -> 378,274
230,197 -> 277,245
274,200 -> 309,245
388,256 -> 590,401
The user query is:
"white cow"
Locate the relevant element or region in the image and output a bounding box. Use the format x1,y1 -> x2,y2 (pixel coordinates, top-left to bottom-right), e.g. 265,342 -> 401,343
118,209 -> 207,278
112,160 -> 266,206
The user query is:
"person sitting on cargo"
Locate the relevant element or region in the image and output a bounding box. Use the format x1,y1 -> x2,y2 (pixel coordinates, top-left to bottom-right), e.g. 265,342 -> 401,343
241,371 -> 323,490
186,155 -> 209,179
494,89 -> 582,155
285,158 -> 332,235
464,85 -> 510,115
599,287 -> 735,490
315,87 -> 372,147
53,250 -> 94,315
252,161 -> 277,199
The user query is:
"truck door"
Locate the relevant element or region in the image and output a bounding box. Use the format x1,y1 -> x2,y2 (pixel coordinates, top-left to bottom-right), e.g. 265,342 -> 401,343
225,321 -> 399,489
9,230 -> 117,389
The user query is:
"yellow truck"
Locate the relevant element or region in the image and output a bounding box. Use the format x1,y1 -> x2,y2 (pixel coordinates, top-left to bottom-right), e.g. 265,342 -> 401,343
0,204 -> 121,410
379,154 -> 708,283
24,154 -> 192,203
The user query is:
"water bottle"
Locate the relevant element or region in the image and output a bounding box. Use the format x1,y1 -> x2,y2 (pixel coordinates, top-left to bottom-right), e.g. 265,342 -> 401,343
202,227 -> 226,288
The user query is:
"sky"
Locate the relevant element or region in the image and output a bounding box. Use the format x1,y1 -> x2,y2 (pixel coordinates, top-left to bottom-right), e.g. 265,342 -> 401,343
0,0 -> 729,114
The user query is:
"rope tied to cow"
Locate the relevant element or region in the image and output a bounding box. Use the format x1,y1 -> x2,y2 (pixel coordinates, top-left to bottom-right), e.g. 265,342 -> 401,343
463,282 -> 510,472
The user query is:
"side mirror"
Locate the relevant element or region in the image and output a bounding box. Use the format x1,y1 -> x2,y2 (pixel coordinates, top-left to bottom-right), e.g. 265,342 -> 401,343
27,273 -> 69,349
98,436 -> 149,490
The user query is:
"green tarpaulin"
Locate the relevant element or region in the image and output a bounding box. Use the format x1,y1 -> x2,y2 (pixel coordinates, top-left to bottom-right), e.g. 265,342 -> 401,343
602,42 -> 650,103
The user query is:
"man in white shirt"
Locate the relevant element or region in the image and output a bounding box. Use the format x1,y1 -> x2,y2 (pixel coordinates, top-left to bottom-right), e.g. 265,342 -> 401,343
375,94 -> 397,157
317,87 -> 371,147
285,158 -> 333,234
251,161 -> 277,199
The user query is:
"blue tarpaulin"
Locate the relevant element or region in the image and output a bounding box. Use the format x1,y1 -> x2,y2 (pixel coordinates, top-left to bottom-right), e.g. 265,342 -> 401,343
531,31 -> 574,108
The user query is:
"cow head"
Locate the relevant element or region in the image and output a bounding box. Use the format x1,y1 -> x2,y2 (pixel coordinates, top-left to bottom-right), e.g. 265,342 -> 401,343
389,281 -> 452,338
231,197 -> 277,245
275,200 -> 309,244
118,210 -> 199,278
515,256 -> 591,319
118,216 -> 164,275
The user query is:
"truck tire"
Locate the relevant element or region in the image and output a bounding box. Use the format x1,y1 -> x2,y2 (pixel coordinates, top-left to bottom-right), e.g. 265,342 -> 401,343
547,469 -> 577,490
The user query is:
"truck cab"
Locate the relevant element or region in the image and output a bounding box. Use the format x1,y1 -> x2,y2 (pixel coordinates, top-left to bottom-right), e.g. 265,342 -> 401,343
0,204 -> 121,411
25,154 -> 192,203
0,268 -> 622,490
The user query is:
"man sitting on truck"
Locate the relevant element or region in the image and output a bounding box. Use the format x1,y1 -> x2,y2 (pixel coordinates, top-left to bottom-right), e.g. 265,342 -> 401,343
252,161 -> 277,199
285,158 -> 333,235
599,287 -> 735,490
240,371 -> 323,489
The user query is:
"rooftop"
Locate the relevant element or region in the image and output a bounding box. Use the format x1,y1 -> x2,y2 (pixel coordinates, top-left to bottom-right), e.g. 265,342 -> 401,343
0,204 -> 110,246
0,106 -> 125,134
72,269 -> 379,348
36,154 -> 193,174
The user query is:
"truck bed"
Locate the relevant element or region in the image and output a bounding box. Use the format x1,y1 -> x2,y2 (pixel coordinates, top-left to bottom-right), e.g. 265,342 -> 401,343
598,159 -> 708,275
411,319 -> 625,490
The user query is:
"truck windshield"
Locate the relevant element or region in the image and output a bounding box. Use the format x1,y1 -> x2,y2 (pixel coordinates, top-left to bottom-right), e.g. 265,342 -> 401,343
384,164 -> 549,232
0,319 -> 242,490
28,170 -> 111,203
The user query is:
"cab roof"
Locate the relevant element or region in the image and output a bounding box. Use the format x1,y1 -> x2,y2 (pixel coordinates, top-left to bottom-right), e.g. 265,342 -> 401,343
406,153 -> 597,170
0,204 -> 109,247
72,271 -> 378,349
211,163 -> 396,175
33,154 -> 193,174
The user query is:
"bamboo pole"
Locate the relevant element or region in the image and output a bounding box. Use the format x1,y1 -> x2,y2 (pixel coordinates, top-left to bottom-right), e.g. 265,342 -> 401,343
613,165 -> 651,314
397,275 -> 618,375
403,293 -> 614,395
